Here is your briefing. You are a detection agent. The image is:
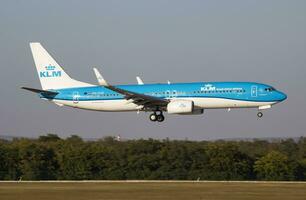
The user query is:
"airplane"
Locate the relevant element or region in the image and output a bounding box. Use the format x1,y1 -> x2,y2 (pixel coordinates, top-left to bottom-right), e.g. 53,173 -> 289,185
22,43 -> 287,122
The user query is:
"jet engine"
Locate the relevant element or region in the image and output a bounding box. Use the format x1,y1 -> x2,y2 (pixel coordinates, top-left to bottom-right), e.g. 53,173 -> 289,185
167,100 -> 194,114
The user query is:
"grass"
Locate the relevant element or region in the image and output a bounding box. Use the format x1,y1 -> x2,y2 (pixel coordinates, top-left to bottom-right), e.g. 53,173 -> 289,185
0,181 -> 305,200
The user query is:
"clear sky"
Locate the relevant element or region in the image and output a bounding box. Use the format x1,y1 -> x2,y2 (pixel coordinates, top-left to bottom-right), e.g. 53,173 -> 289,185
0,0 -> 305,140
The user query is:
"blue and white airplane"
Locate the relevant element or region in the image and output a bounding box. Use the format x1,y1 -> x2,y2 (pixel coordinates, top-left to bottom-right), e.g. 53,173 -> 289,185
22,43 -> 287,122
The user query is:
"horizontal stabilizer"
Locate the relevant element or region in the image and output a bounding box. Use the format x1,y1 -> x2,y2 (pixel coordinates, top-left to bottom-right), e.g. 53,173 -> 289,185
21,87 -> 58,96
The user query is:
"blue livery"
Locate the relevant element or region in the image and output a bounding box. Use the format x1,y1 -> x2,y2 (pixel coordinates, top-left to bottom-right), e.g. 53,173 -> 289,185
22,43 -> 287,122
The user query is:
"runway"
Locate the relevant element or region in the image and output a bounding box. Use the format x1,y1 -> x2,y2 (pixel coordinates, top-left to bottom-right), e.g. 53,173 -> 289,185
1,181 -> 305,200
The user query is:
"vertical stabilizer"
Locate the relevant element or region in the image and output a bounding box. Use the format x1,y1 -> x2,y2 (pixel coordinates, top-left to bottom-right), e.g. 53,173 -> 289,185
30,43 -> 92,90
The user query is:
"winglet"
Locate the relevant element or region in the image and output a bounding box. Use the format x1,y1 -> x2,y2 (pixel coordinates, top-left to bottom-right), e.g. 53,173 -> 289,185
93,68 -> 109,86
136,76 -> 144,85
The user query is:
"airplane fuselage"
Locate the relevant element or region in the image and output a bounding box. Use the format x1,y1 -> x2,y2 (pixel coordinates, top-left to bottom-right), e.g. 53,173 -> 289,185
42,82 -> 287,112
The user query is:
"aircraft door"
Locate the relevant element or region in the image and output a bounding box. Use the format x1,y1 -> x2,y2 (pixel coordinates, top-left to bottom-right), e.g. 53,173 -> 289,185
73,91 -> 79,104
251,86 -> 257,97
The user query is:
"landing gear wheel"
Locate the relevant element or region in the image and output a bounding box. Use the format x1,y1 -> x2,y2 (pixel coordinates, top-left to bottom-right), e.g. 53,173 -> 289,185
257,112 -> 263,118
157,114 -> 165,122
149,113 -> 157,121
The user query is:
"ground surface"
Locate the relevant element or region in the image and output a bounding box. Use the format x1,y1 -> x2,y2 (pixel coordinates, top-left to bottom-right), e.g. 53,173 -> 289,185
0,181 -> 305,200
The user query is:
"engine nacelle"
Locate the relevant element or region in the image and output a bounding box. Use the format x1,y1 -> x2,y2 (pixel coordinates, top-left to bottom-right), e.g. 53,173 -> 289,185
167,100 -> 194,114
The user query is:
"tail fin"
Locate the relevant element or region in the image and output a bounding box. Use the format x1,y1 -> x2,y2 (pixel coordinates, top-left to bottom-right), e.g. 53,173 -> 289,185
30,43 -> 92,90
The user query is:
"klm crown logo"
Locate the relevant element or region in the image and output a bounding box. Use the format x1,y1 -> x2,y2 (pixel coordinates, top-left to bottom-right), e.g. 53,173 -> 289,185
45,65 -> 56,71
40,65 -> 62,78
201,84 -> 216,91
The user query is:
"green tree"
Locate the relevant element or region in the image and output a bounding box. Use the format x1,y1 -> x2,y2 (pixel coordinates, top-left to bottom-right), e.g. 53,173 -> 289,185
125,139 -> 163,179
0,144 -> 21,180
19,143 -> 59,180
57,139 -> 92,180
186,142 -> 210,180
298,158 -> 306,180
205,143 -> 254,180
66,135 -> 83,143
38,134 -> 61,142
254,151 -> 294,181
1,135 -> 304,181
0,143 -> 8,179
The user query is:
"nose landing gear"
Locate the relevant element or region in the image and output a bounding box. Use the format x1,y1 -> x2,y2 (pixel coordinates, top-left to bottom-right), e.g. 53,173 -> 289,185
149,111 -> 165,122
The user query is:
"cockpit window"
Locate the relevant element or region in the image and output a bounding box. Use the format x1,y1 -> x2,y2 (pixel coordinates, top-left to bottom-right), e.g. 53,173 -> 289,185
265,87 -> 275,92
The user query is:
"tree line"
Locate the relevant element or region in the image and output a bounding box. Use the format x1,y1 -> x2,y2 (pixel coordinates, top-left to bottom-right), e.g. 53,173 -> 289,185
0,134 -> 305,181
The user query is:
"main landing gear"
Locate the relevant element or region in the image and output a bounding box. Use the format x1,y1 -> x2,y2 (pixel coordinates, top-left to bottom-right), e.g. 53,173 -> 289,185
257,112 -> 263,118
149,111 -> 165,122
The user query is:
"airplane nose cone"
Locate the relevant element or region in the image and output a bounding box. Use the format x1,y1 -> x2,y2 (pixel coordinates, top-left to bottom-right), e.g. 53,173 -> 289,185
278,92 -> 287,102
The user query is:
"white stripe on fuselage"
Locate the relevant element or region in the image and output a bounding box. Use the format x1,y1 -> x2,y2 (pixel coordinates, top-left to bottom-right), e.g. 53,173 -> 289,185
51,97 -> 276,112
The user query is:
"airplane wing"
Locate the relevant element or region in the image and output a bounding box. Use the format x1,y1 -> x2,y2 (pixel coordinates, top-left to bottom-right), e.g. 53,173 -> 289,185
106,85 -> 168,108
93,68 -> 169,110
